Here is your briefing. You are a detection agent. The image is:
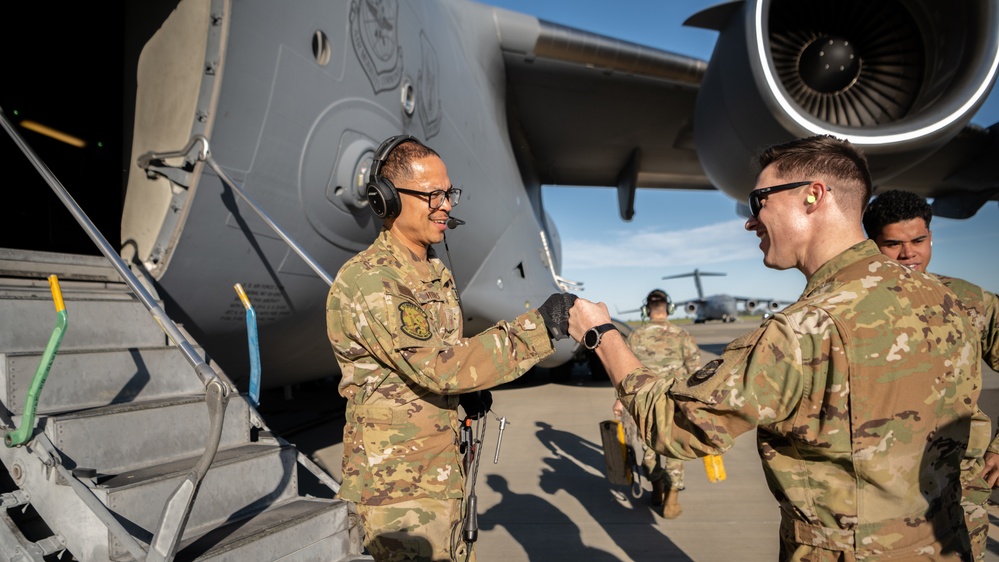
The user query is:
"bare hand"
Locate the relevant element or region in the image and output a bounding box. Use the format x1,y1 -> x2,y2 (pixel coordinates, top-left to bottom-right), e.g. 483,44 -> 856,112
612,399 -> 624,417
983,452 -> 999,488
567,298 -> 613,342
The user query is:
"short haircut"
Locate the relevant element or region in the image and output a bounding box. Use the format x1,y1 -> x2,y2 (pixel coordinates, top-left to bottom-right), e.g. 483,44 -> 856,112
646,289 -> 668,304
756,135 -> 872,215
862,189 -> 932,239
645,289 -> 670,313
381,138 -> 441,186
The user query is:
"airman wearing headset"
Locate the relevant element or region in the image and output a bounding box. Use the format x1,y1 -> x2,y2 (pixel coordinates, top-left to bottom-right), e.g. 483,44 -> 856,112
326,135 -> 576,561
612,289 -> 701,518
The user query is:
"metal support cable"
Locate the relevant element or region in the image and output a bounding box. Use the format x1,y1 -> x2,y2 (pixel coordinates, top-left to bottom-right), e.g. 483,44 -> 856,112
139,134 -> 333,286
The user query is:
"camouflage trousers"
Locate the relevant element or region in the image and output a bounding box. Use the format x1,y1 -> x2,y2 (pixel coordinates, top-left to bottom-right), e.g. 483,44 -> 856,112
961,456 -> 991,562
357,497 -> 475,561
639,446 -> 685,490
624,411 -> 685,490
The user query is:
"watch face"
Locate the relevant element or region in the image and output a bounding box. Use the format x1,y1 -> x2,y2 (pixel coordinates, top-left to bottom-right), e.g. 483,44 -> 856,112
584,328 -> 599,349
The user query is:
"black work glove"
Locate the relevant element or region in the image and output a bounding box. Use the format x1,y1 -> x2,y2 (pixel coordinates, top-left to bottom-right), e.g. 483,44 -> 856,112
459,390 -> 492,420
537,292 -> 578,341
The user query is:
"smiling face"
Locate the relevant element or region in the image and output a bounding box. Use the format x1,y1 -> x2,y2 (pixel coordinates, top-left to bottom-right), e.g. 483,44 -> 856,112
744,165 -> 811,271
874,218 -> 932,272
387,154 -> 453,258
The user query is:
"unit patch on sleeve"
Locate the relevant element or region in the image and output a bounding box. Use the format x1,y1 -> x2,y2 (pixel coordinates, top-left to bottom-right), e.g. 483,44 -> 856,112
687,358 -> 723,387
398,301 -> 431,340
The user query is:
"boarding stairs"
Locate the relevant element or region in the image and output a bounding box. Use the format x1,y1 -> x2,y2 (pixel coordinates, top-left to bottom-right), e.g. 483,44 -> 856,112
0,250 -> 366,561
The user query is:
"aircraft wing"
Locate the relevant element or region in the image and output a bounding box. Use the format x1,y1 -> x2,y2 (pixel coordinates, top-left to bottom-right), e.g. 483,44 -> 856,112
498,18 -> 711,201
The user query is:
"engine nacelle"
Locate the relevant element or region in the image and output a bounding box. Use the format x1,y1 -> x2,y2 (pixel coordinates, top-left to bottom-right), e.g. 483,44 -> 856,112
685,302 -> 698,315
767,300 -> 780,312
688,0 -> 999,201
745,299 -> 759,313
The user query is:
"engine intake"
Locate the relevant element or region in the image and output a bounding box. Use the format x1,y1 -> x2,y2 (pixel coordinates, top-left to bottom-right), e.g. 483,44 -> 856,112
687,0 -> 999,201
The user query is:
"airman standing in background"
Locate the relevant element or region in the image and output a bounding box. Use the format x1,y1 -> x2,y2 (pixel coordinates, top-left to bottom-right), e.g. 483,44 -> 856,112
613,289 -> 700,518
864,189 -> 999,560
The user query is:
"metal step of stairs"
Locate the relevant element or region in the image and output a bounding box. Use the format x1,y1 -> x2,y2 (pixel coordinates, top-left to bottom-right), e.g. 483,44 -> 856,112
100,442 -> 298,560
45,395 -> 252,475
2,346 -> 208,416
176,496 -> 358,562
0,277 -> 171,354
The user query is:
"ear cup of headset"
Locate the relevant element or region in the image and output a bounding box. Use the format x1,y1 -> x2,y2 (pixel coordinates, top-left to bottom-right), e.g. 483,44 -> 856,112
367,134 -> 419,219
366,176 -> 402,219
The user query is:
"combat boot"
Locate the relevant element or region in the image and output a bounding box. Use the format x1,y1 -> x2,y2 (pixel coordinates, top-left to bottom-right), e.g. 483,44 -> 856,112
662,488 -> 682,519
650,477 -> 666,507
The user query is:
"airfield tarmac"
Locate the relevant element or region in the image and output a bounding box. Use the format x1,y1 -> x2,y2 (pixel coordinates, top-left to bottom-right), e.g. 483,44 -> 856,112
264,320 -> 999,562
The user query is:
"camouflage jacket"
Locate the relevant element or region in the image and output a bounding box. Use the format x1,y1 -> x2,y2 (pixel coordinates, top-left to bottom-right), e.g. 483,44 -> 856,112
327,229 -> 554,505
936,275 -> 999,526
626,320 -> 700,380
618,240 -> 982,558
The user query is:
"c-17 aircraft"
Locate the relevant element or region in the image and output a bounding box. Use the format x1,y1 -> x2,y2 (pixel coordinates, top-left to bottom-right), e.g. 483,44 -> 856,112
662,269 -> 781,324
2,0 -> 999,559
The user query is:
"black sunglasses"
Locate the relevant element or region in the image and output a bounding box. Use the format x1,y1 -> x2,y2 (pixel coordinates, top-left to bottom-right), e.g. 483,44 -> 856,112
395,187 -> 462,210
748,181 -> 812,218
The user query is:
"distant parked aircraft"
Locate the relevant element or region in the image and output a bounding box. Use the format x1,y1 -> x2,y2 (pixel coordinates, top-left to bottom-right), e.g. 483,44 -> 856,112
663,270 -> 780,323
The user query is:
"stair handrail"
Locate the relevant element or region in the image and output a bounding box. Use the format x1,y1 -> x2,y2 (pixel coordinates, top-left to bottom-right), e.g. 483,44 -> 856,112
147,378 -> 229,562
1,106 -> 232,561
5,275 -> 68,447
138,134 -> 334,286
234,283 -> 261,407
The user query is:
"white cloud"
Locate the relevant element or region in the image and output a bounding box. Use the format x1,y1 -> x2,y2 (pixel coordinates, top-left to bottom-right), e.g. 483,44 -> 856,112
562,219 -> 760,269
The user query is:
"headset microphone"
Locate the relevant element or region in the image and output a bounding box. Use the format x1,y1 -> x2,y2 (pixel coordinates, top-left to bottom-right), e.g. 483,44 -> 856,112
447,217 -> 466,229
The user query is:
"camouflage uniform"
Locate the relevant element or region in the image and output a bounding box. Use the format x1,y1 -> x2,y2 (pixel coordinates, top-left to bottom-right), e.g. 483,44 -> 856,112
937,275 -> 999,561
327,229 -> 554,560
625,319 -> 701,490
618,241 -> 983,561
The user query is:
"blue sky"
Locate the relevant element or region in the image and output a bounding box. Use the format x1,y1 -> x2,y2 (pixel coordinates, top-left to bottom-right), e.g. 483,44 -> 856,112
485,0 -> 999,319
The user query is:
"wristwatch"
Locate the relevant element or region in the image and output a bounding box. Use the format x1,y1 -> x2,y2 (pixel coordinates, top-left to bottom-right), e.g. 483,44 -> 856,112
583,323 -> 619,350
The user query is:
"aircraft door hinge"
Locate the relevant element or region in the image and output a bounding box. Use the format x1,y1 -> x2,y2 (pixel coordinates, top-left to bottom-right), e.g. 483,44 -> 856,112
144,162 -> 195,191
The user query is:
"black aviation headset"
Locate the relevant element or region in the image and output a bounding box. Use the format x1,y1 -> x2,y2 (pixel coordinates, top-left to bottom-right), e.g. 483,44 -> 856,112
642,289 -> 675,318
366,134 -> 420,219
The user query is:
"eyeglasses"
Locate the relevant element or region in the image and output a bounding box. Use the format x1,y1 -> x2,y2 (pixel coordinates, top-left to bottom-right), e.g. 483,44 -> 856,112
395,187 -> 462,210
748,181 -> 812,218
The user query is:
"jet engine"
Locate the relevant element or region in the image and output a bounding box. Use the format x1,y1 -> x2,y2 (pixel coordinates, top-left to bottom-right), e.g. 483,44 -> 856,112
745,299 -> 759,313
685,302 -> 698,315
767,300 -> 781,312
687,0 -> 999,209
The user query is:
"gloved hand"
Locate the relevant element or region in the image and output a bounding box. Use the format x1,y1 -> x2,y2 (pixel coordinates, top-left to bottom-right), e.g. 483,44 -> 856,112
537,292 -> 578,341
459,390 -> 493,420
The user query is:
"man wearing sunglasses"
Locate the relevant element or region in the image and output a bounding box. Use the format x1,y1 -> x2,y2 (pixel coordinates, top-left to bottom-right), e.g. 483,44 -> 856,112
864,189 -> 999,560
566,135 -> 985,560
327,136 -> 575,561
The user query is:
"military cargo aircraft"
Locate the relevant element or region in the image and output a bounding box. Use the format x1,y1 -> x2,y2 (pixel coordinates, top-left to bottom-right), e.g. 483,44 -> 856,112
2,0 -> 999,559
663,269 -> 781,324
5,0 -> 999,389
